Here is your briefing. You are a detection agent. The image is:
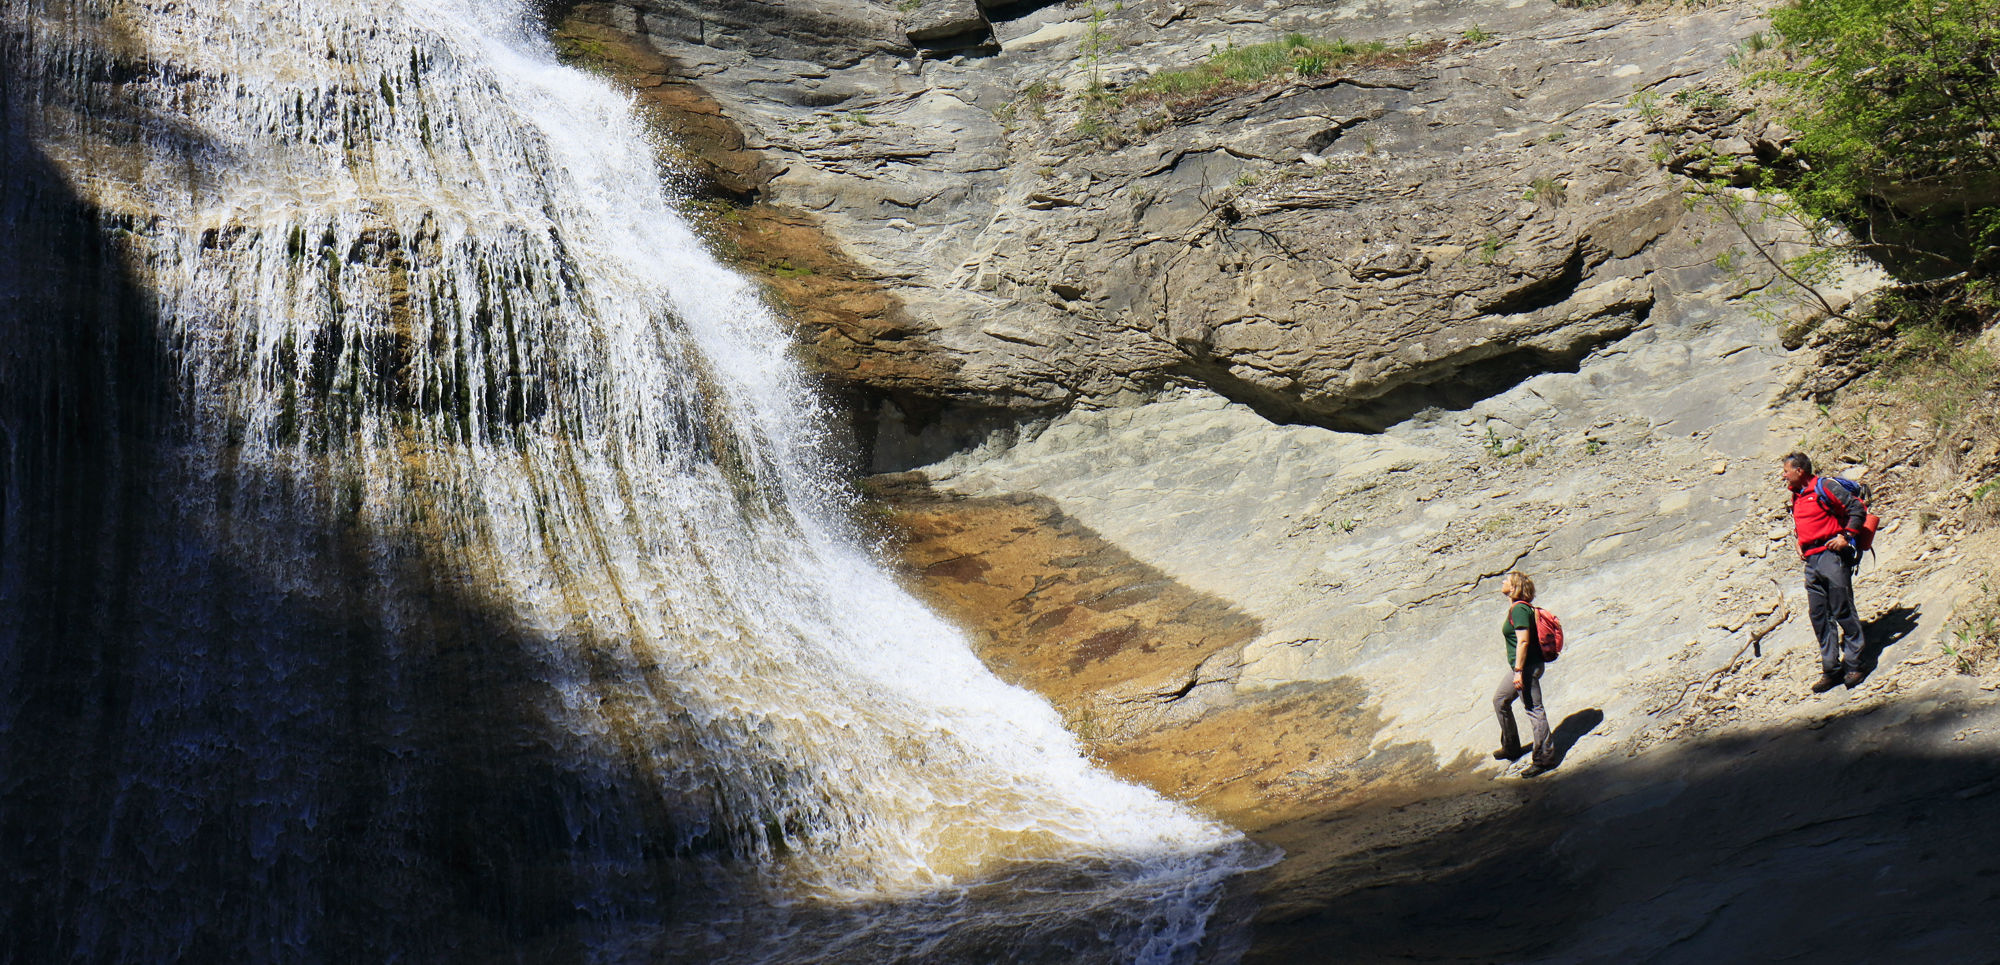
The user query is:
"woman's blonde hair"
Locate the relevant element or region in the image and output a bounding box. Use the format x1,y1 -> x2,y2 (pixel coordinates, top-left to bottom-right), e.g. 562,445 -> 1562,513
1502,571 -> 1536,602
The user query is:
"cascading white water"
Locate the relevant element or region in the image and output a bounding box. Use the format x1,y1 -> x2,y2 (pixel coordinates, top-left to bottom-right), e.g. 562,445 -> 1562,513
0,1 -> 1268,961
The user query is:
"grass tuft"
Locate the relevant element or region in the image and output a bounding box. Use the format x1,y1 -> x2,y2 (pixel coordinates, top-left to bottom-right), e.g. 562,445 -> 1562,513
1121,34 -> 1429,109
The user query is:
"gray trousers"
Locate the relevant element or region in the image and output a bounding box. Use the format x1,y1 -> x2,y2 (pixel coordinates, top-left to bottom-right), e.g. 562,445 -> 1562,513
1804,549 -> 1864,674
1493,663 -> 1554,767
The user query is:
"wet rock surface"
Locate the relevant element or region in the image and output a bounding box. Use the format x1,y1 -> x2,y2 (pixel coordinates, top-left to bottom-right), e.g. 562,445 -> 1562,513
549,13 -> 971,400
863,475 -> 1470,827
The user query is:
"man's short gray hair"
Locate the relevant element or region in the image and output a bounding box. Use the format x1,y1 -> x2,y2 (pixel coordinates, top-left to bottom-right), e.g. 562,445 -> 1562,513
1782,451 -> 1814,476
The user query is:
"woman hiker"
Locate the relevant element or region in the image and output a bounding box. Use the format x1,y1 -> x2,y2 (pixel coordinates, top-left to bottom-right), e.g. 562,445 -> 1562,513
1492,571 -> 1556,777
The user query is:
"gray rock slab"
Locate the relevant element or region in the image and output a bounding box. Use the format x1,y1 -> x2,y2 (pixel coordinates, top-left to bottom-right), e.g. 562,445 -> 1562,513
582,0 -> 1787,418
902,0 -> 988,45
911,287 -> 1810,769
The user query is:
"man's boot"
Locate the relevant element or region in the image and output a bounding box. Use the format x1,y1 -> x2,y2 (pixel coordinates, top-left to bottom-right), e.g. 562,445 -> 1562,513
1844,670 -> 1864,687
1811,670 -> 1843,693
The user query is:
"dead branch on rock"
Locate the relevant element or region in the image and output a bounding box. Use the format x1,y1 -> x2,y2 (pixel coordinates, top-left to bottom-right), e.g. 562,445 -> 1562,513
1654,593 -> 1793,718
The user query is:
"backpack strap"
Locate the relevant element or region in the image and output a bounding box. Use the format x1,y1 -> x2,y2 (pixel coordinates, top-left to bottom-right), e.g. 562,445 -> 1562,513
1814,478 -> 1860,519
1813,478 -> 1866,545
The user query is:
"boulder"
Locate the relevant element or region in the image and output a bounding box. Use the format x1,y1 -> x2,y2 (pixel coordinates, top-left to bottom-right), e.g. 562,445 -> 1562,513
901,0 -> 990,46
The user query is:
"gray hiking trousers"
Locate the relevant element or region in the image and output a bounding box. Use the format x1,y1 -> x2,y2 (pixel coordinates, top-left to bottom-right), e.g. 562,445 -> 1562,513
1493,663 -> 1554,767
1804,549 -> 1864,675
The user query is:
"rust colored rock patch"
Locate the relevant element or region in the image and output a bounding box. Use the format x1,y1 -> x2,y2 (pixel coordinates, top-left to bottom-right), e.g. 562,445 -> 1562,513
1098,681 -> 1474,830
864,474 -> 1460,829
552,13 -> 767,199
863,473 -> 1257,720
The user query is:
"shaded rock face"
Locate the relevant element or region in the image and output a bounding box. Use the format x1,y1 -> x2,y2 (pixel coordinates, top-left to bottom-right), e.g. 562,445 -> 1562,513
561,0 -> 1766,447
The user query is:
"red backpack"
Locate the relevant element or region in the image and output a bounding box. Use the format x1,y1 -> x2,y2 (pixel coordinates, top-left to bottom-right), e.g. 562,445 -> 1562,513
1534,606 -> 1565,660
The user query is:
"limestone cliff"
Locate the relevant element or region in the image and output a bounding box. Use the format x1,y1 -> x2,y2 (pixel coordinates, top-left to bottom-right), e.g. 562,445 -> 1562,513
559,0 -> 2000,959
558,0 -> 1789,444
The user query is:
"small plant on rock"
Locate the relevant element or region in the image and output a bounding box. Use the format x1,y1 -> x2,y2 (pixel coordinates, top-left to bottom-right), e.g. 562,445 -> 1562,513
1485,426 -> 1528,458
1944,578 -> 2000,674
1670,86 -> 1732,114
1016,79 -> 1061,122
1523,176 -> 1566,207
1122,33 -> 1425,108
1627,89 -> 1663,122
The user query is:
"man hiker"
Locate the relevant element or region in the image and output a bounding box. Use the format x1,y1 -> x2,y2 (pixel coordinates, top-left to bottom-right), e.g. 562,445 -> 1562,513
1782,452 -> 1867,692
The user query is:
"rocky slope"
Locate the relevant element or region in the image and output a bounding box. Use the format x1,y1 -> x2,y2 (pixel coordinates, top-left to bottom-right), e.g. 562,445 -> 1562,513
557,0 -> 2000,959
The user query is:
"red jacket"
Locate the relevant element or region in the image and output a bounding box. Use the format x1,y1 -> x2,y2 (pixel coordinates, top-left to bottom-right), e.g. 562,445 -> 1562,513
1791,475 -> 1865,557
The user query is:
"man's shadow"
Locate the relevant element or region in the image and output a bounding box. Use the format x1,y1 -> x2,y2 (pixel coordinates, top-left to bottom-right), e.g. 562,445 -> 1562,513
1857,605 -> 1922,680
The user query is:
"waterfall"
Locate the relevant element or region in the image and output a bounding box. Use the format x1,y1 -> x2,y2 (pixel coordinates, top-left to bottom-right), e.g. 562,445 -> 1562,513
0,1 -> 1266,961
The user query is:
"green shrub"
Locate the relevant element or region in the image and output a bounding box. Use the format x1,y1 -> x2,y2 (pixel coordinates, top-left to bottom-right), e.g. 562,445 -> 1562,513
1762,0 -> 2000,267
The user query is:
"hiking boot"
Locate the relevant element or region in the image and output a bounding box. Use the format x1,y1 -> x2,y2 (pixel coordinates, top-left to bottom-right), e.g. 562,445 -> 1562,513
1493,746 -> 1527,762
1844,671 -> 1865,688
1811,672 -> 1843,694
1519,763 -> 1552,778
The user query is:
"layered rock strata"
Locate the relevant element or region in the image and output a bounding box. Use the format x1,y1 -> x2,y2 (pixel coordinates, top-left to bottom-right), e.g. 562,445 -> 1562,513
560,0 -> 1778,454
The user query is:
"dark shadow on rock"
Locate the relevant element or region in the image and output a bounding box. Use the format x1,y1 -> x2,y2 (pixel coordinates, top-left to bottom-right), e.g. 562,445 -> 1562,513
0,129 -> 665,963
1172,307 -> 1649,434
1317,308 -> 1650,434
1548,707 -> 1604,767
1857,604 -> 1921,680
1244,705 -> 2000,964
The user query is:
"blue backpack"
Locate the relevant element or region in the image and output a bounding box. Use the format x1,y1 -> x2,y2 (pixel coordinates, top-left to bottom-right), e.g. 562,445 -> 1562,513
1814,477 -> 1879,554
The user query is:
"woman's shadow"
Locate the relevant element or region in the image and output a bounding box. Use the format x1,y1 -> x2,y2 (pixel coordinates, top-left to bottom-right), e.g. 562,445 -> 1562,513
1549,708 -> 1606,769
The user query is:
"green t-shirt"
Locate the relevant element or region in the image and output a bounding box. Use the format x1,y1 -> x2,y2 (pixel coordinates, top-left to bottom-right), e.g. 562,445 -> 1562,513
1502,601 -> 1539,666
